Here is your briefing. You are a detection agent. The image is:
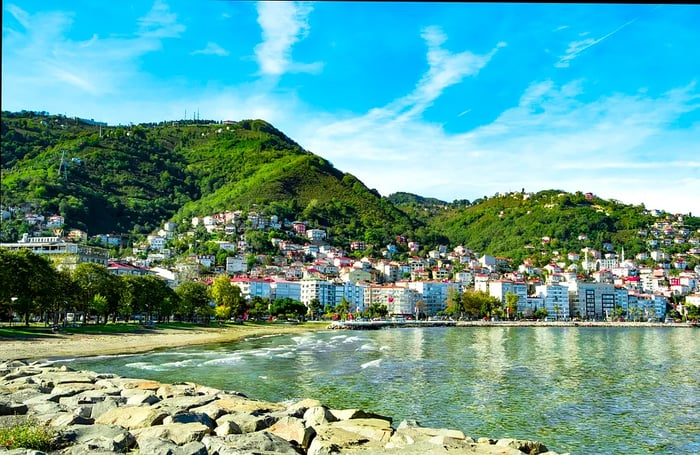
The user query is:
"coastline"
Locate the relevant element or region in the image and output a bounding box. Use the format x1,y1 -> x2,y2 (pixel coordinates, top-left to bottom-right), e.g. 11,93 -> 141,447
0,322 -> 329,362
1,320 -> 694,362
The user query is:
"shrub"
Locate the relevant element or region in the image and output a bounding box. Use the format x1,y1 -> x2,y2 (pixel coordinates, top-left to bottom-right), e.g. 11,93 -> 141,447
0,416 -> 56,451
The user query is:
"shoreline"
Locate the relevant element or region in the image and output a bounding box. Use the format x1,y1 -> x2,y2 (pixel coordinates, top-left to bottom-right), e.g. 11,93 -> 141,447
0,322 -> 329,362
1,320 -> 695,362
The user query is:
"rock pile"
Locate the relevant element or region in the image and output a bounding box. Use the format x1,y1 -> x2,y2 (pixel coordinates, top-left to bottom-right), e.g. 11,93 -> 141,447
0,360 -> 569,454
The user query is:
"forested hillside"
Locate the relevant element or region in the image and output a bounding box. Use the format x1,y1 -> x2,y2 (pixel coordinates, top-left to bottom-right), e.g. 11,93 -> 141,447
1,112 -> 414,245
2,111 -> 697,262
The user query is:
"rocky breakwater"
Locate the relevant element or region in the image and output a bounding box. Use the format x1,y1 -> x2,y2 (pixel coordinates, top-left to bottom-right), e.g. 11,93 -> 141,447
0,360 -> 569,455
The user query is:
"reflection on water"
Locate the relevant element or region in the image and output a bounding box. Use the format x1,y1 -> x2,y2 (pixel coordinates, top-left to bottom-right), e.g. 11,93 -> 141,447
62,327 -> 700,455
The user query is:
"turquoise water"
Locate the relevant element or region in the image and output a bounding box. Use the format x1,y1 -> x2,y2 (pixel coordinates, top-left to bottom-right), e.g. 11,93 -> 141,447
61,327 -> 700,454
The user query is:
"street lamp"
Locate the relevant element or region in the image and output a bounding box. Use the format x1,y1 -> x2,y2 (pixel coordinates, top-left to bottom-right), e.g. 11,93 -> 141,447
10,297 -> 18,326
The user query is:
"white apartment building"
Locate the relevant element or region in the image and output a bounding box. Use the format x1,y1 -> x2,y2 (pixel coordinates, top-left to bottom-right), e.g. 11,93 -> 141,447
230,277 -> 272,301
534,283 -> 570,320
489,279 -> 528,310
365,285 -> 417,316
300,279 -> 336,307
408,281 -> 456,315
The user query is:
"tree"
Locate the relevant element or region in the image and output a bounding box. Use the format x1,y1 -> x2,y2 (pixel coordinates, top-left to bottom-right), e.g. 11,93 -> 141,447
445,287 -> 462,318
308,298 -> 322,320
210,275 -> 245,320
505,292 -> 519,320
72,263 -> 119,324
175,281 -> 211,323
0,249 -> 60,325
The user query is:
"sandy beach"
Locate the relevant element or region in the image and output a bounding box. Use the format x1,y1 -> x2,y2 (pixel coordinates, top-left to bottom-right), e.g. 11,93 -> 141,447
0,323 -> 328,361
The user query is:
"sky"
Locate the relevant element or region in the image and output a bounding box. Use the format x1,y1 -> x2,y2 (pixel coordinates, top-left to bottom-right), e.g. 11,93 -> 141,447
3,2 -> 700,215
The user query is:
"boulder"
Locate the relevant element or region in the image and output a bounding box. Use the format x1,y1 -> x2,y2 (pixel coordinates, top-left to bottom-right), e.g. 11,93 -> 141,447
94,405 -> 168,429
495,437 -> 549,454
0,399 -> 28,415
132,422 -> 211,445
56,423 -> 136,453
216,411 -> 279,433
303,405 -> 337,427
267,415 -> 316,449
202,431 -> 303,455
330,408 -> 393,424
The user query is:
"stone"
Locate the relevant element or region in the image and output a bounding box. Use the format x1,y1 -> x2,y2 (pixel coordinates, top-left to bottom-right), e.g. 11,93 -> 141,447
216,411 -> 279,433
163,410 -> 215,430
307,424 -> 385,455
214,419 -> 242,436
0,399 -> 28,416
125,392 -> 161,406
303,405 -> 337,426
495,437 -> 549,454
203,431 -> 303,454
132,422 -> 211,445
268,415 -> 316,449
325,417 -> 394,443
94,405 -> 168,429
330,408 -> 393,424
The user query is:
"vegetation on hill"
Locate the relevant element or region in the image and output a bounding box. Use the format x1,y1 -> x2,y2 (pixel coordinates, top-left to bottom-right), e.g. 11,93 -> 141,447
1,112 -> 414,246
2,111 -> 698,265
430,189 -> 657,264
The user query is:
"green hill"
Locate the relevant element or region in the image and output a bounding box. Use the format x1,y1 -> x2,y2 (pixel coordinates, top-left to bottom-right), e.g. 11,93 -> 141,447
2,111 -> 697,266
428,190 -> 658,264
0,112 -> 413,245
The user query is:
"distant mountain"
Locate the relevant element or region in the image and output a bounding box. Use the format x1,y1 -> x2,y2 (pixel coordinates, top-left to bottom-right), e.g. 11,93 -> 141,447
2,111 -> 697,264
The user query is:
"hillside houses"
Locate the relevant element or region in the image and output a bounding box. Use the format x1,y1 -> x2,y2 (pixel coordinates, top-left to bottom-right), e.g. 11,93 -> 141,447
2,205 -> 700,322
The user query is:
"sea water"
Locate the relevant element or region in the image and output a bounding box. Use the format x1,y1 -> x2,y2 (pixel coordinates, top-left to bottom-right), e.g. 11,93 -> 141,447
61,326 -> 700,454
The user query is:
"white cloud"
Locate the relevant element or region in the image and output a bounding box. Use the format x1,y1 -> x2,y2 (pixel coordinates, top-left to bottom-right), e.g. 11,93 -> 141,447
254,1 -> 321,76
556,17 -> 638,68
294,72 -> 699,214
191,42 -> 229,56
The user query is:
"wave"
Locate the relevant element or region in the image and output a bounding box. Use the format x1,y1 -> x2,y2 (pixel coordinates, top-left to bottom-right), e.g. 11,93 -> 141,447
361,359 -> 382,369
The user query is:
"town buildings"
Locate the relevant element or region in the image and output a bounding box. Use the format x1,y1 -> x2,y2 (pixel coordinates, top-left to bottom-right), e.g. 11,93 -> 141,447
3,205 -> 700,322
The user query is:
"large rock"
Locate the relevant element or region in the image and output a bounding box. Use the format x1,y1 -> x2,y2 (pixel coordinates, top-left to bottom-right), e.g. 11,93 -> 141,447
495,437 -> 549,454
268,415 -> 316,449
330,408 -> 393,424
132,422 -> 211,445
94,405 -> 168,429
202,431 -> 303,454
56,423 -> 136,453
216,411 -> 279,433
303,405 -> 337,427
307,424 -> 386,455
137,437 -> 208,455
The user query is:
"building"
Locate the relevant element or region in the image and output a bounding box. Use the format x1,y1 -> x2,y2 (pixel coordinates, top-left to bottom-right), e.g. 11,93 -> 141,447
365,285 -> 417,316
0,234 -> 109,271
407,281 -> 456,315
534,283 -> 570,320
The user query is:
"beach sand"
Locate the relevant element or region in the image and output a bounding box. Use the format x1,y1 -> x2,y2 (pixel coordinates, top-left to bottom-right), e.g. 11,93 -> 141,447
0,323 -> 328,361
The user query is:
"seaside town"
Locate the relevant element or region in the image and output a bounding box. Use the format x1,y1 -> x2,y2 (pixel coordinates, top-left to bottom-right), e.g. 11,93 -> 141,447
2,201 -> 699,325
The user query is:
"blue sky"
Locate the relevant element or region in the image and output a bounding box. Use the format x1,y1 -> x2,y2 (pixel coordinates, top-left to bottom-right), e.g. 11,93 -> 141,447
3,2 -> 699,215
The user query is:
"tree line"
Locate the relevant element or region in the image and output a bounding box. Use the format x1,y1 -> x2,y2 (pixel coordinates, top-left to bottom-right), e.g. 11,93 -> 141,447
0,249 -> 393,327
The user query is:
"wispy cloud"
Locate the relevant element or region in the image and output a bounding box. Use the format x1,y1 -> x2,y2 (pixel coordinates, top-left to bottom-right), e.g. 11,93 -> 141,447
2,2 -> 185,99
556,17 -> 638,68
297,73 -> 699,213
254,1 -> 321,76
137,0 -> 185,39
191,42 -> 229,56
